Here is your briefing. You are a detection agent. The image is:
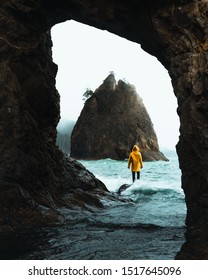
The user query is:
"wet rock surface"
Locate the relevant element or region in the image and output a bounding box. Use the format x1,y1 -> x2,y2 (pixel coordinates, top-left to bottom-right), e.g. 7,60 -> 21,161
0,206 -> 185,260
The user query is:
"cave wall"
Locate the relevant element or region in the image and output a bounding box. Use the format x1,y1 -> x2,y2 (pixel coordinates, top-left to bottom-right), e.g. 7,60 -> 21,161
0,1 -> 108,228
0,0 -> 208,258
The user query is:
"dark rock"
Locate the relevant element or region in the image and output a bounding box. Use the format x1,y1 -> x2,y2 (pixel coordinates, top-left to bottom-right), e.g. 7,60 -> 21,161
0,0 -> 208,259
117,184 -> 132,195
0,150 -> 109,231
71,74 -> 167,161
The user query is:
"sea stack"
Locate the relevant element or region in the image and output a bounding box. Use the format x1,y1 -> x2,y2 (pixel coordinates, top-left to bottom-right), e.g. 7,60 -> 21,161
71,73 -> 167,161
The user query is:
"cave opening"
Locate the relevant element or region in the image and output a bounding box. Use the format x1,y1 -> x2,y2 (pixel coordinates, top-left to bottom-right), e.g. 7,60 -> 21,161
51,20 -> 180,151
51,20 -> 186,235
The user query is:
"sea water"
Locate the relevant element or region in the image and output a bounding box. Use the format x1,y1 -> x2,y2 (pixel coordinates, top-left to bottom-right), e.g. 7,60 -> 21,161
7,149 -> 186,260
79,149 -> 186,228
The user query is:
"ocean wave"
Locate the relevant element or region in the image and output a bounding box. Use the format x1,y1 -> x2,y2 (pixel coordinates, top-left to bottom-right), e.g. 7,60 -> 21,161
113,180 -> 184,200
77,219 -> 164,231
130,185 -> 182,196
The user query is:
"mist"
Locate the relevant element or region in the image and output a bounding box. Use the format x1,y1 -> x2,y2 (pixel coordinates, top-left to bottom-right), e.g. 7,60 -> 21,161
56,119 -> 75,154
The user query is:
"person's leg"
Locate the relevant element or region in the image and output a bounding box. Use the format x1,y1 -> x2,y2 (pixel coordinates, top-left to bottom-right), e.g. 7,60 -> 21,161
132,172 -> 135,182
137,171 -> 140,180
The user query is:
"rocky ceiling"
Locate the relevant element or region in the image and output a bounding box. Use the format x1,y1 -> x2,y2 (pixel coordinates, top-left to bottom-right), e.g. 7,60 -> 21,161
0,0 -> 208,259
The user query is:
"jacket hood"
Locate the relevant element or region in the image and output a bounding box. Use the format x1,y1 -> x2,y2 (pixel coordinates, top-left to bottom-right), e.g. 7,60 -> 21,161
132,145 -> 140,152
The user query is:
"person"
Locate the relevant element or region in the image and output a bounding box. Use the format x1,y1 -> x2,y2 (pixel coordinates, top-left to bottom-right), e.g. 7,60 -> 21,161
128,145 -> 143,182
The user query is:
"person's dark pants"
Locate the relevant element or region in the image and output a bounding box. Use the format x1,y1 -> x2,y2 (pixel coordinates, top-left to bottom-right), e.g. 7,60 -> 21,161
132,171 -> 140,182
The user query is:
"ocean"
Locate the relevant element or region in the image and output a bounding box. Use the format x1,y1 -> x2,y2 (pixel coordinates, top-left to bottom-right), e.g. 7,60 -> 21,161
2,149 -> 186,260
79,149 -> 186,228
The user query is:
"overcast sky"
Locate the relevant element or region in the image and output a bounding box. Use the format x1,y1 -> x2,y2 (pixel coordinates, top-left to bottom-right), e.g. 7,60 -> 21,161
51,20 -> 180,150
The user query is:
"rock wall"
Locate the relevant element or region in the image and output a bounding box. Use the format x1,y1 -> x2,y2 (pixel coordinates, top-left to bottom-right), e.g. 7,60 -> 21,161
0,2 -> 108,230
0,0 -> 208,258
71,73 -> 167,161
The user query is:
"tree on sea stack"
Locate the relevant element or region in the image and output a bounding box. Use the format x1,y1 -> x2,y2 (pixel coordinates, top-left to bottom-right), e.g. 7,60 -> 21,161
82,88 -> 93,102
71,73 -> 167,161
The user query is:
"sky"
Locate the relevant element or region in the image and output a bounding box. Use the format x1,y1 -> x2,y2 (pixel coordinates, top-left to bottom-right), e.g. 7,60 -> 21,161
51,20 -> 180,150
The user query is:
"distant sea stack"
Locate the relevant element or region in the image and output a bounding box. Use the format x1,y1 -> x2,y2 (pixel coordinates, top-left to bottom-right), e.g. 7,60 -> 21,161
71,74 -> 168,161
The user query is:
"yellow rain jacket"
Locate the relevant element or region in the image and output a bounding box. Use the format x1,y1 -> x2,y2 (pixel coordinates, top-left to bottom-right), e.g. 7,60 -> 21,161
128,145 -> 143,172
